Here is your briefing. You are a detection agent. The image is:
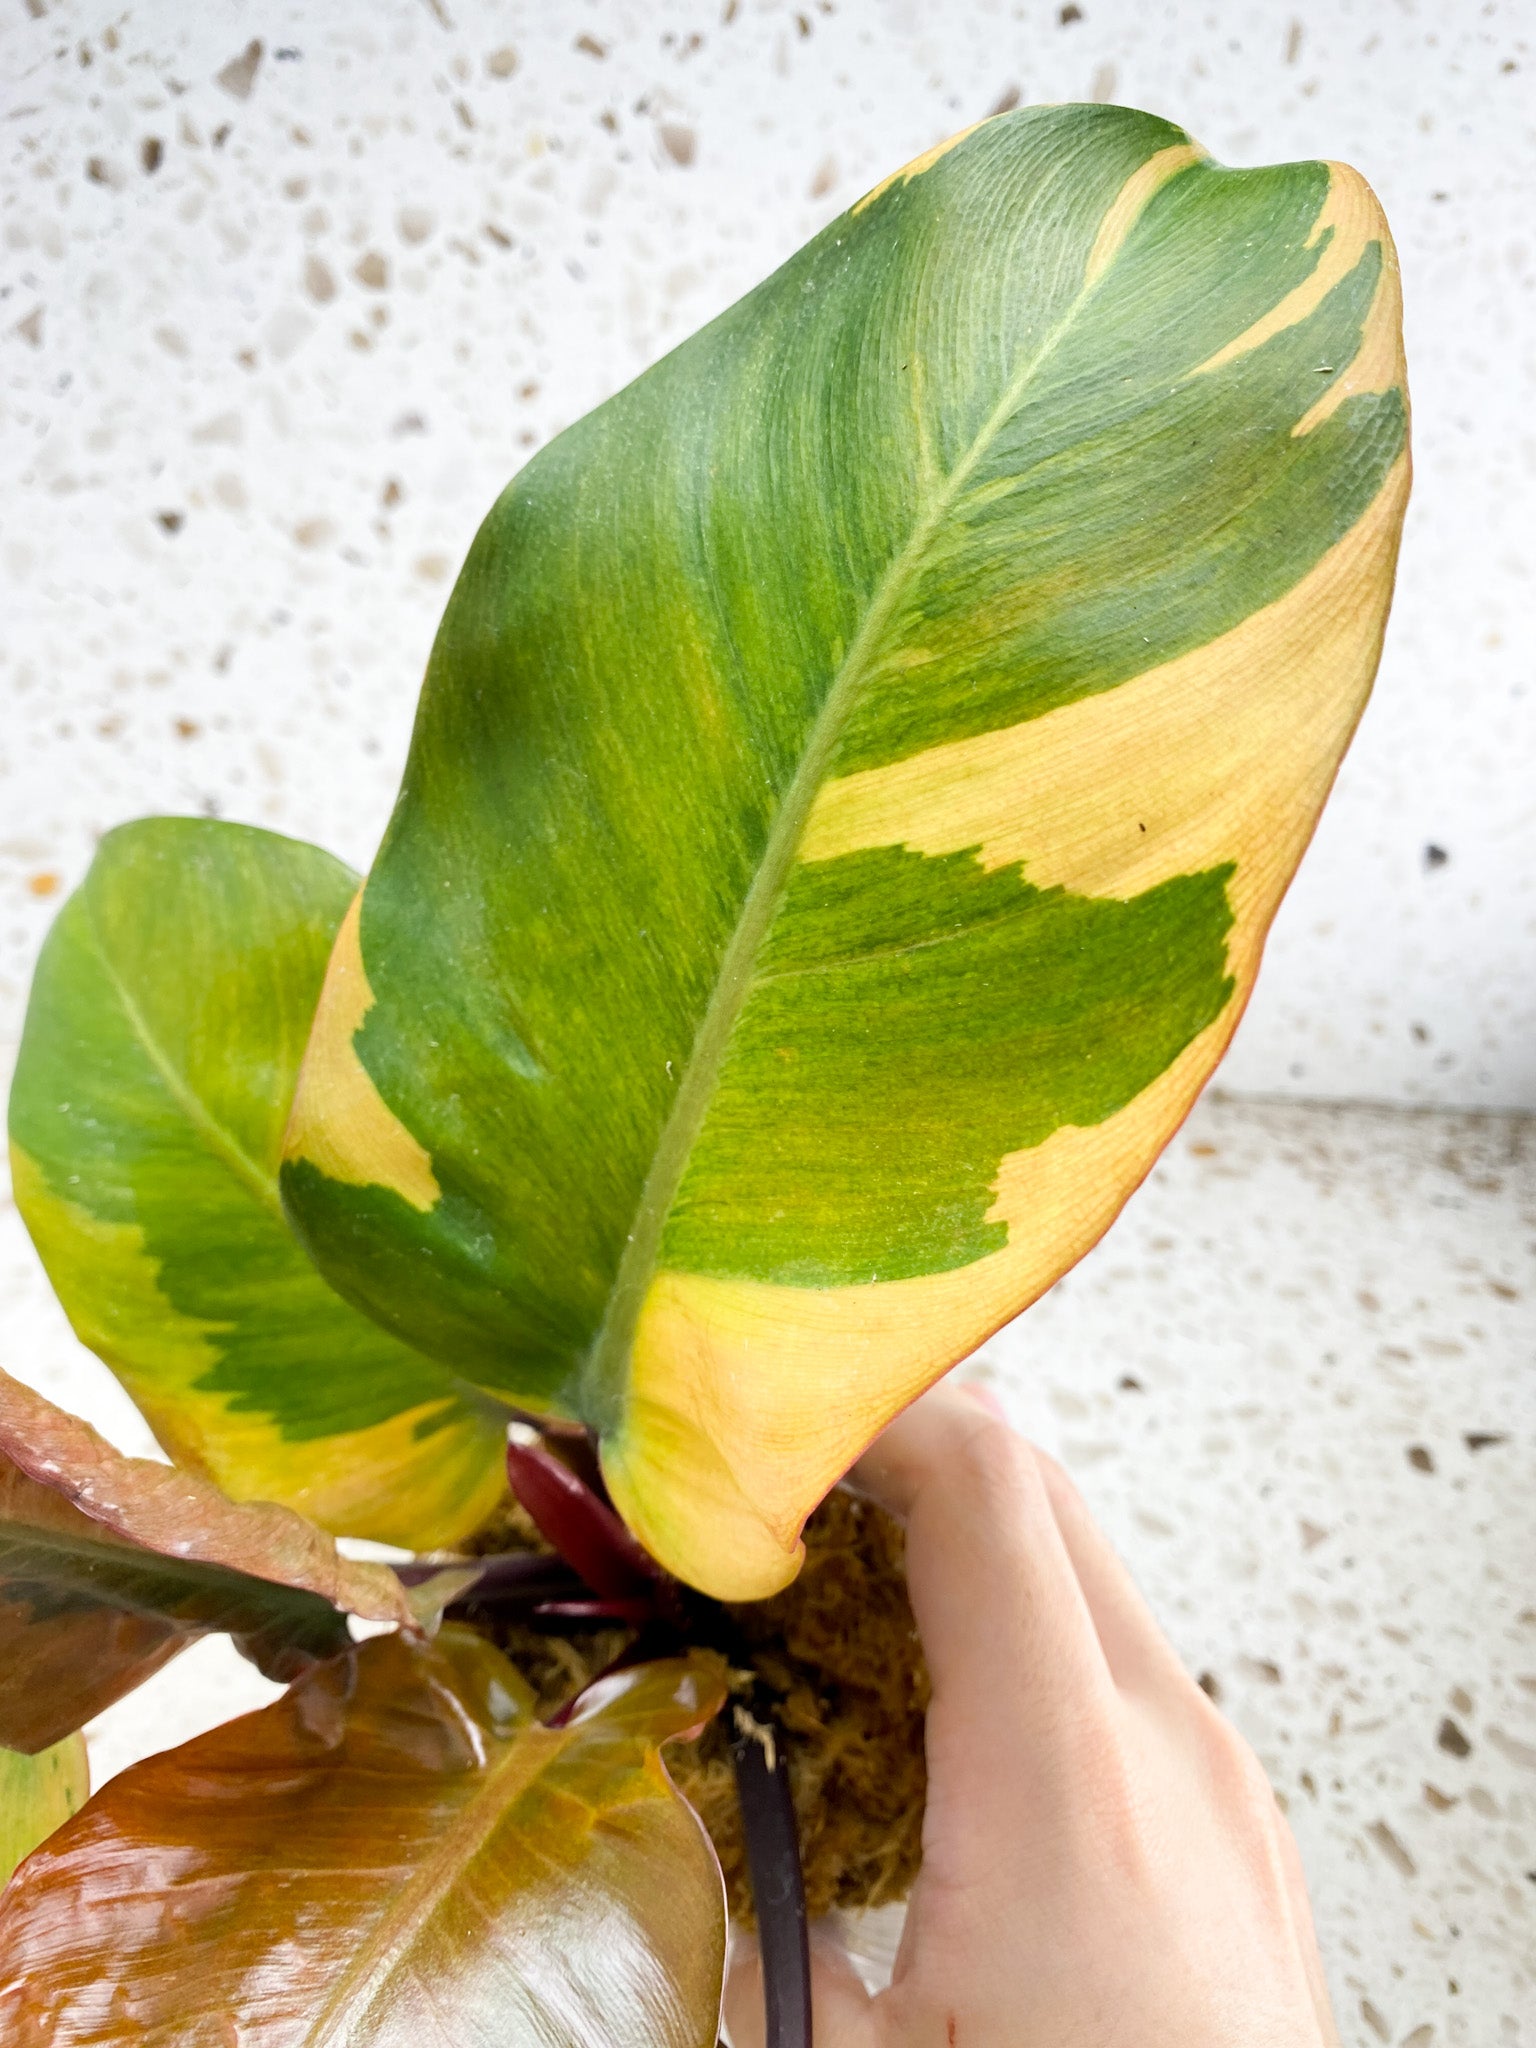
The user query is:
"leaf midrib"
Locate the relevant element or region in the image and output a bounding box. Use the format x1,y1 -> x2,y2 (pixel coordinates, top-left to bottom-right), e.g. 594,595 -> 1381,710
83,900 -> 287,1226
585,247 -> 1120,1414
301,1710 -> 562,2047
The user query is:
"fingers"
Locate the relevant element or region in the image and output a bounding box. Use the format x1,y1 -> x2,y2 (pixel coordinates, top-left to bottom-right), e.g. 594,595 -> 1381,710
847,1383 -> 1346,2048
857,1383 -> 1198,1703
851,1384 -> 1119,1801
1029,1447 -> 1195,1698
723,1927 -> 876,2048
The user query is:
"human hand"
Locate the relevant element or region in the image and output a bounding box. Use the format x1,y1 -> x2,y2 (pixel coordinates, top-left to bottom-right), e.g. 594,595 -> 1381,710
724,1382 -> 1339,2048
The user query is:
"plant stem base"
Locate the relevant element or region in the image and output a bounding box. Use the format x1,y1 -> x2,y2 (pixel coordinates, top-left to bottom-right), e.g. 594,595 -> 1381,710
461,1486 -> 929,1922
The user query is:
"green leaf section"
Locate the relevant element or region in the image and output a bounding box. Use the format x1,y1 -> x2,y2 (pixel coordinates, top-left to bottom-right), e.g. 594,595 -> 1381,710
281,106 -> 1403,1404
0,1628 -> 727,2046
1,1736 -> 87,1889
833,189 -> 1395,769
9,819 -> 505,1549
662,847 -> 1235,1284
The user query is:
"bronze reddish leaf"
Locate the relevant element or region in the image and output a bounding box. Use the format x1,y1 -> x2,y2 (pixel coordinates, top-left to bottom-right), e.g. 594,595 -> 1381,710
0,1627 -> 728,2046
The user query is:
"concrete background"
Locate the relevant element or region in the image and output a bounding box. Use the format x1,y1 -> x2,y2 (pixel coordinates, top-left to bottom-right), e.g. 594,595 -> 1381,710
2,6 -> 1533,2046
1,0 -> 1533,1105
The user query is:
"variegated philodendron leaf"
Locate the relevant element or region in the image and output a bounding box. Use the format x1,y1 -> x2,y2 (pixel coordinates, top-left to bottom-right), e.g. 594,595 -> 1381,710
8,820 -> 506,1550
281,105 -> 1409,1598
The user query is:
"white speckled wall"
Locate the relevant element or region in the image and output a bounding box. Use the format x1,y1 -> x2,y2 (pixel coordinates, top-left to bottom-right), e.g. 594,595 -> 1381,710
2,0 -> 1532,1103
2,7 -> 1533,2047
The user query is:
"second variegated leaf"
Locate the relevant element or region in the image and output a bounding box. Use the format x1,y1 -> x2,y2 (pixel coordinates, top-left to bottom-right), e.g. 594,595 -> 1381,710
8,820 -> 506,1549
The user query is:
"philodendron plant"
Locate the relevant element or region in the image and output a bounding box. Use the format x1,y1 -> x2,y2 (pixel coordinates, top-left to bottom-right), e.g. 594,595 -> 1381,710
0,105 -> 1406,2045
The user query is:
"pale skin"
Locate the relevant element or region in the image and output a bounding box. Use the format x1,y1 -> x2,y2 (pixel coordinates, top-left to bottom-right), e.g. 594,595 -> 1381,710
724,1383 -> 1341,2048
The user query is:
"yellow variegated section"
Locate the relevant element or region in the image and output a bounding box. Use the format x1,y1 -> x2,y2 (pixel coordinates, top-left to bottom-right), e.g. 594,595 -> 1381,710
1193,164 -> 1396,381
852,120 -> 988,214
12,1151 -> 500,1555
1,1736 -> 88,1889
1082,140 -> 1207,285
800,455 -> 1410,903
611,1033 -> 1219,1597
283,895 -> 441,1213
9,1146 -> 225,1463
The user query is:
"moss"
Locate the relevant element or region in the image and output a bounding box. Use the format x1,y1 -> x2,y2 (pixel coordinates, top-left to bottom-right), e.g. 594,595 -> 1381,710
673,1486 -> 929,1921
458,1485 -> 928,1921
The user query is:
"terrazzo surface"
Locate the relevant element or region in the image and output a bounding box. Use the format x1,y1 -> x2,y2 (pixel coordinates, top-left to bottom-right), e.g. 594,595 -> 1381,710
3,1092 -> 1531,2046
2,4 -> 1533,2043
2,0 -> 1534,1106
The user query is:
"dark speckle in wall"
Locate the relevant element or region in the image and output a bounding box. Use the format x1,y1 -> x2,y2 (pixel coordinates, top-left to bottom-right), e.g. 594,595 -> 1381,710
1366,1820 -> 1416,1879
216,40 -> 263,103
1437,1716 -> 1472,1758
1239,1657 -> 1283,1686
1423,843 -> 1449,869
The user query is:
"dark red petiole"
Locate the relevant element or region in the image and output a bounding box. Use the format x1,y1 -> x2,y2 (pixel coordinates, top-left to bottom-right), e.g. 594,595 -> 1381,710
533,1597 -> 659,1625
504,1429 -> 683,1622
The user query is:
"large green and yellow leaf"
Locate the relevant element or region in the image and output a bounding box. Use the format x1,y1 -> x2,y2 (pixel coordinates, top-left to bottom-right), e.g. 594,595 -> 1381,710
0,1627 -> 727,2046
280,105 -> 1409,1596
1,1737 -> 87,1889
8,818 -> 506,1549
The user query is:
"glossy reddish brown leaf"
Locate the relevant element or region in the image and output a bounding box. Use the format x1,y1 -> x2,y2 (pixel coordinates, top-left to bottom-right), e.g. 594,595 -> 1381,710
0,1452 -> 351,1753
0,1367 -> 413,1626
0,1627 -> 728,2046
